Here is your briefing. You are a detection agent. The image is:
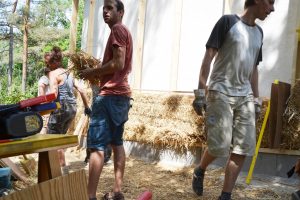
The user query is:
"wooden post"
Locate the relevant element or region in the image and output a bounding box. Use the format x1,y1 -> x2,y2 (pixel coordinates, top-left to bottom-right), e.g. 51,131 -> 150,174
69,0 -> 79,54
86,0 -> 96,55
132,0 -> 147,90
268,81 -> 291,148
268,81 -> 278,148
273,81 -> 291,148
170,0 -> 183,91
38,150 -> 62,183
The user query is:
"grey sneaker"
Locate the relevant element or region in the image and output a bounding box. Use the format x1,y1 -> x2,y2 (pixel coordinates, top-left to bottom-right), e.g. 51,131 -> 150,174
292,190 -> 300,200
192,167 -> 205,196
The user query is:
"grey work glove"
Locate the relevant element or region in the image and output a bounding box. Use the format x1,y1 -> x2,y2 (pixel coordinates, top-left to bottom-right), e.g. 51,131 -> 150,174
84,107 -> 92,116
254,98 -> 262,119
193,89 -> 206,116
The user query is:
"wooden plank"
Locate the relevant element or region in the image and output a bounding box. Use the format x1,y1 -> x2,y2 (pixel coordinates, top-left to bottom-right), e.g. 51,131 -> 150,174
268,82 -> 278,148
0,170 -> 88,200
273,82 -> 291,148
0,158 -> 28,182
132,0 -> 147,90
0,134 -> 78,158
259,148 -> 300,156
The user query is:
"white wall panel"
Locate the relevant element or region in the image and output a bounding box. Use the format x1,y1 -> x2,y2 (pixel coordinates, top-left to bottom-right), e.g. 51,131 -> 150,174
141,0 -> 177,91
177,0 -> 224,91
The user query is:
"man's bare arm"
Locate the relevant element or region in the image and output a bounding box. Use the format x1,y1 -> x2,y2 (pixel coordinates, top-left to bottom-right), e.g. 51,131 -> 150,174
197,48 -> 217,90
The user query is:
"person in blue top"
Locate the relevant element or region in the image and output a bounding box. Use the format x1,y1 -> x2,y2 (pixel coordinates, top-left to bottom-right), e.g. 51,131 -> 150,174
192,1 -> 275,199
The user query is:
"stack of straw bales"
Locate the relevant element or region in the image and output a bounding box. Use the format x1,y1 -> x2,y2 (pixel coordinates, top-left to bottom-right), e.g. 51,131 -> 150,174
124,91 -> 206,152
124,91 -> 270,152
281,79 -> 300,150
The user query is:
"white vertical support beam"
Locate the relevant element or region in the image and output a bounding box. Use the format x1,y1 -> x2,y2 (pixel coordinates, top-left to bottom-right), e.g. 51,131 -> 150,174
169,0 -> 183,91
132,0 -> 146,90
87,0 -> 96,55
69,0 -> 79,54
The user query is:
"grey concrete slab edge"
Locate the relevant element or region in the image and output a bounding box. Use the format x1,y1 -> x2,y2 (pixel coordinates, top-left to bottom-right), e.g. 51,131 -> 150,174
124,141 -> 300,186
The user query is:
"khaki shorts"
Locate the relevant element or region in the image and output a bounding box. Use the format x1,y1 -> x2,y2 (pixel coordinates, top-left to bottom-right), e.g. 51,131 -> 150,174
206,91 -> 256,157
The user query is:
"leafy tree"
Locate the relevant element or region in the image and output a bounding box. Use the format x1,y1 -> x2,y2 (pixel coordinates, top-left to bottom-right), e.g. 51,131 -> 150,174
0,0 -> 78,104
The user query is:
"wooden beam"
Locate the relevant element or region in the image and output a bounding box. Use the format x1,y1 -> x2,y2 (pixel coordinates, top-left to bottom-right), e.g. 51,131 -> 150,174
132,0 -> 146,90
170,0 -> 183,91
86,0 -> 96,55
38,150 -> 62,183
259,148 -> 300,156
69,0 -> 79,54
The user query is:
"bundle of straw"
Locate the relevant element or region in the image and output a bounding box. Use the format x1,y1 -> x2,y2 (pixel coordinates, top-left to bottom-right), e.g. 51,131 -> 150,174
66,51 -> 101,84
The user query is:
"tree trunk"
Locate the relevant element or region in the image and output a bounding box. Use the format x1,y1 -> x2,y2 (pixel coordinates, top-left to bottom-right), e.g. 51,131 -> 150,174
21,0 -> 30,93
8,0 -> 18,94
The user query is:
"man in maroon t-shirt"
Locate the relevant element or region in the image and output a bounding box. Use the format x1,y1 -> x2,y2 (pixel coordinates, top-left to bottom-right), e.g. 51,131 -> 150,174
79,0 -> 132,199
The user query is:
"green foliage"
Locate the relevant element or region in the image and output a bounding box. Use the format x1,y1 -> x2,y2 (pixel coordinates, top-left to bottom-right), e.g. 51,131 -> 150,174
0,0 -> 81,104
0,82 -> 37,104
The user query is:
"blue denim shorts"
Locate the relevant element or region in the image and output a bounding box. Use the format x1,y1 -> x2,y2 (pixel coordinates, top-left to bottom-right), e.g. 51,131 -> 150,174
87,95 -> 130,151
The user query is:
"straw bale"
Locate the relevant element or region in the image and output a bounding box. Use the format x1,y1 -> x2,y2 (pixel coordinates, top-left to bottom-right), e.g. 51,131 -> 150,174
124,91 -> 206,152
124,91 -> 271,152
281,79 -> 300,150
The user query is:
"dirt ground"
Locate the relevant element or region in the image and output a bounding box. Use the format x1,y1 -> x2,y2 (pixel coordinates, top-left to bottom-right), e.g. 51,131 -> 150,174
65,148 -> 296,200
9,147 -> 298,200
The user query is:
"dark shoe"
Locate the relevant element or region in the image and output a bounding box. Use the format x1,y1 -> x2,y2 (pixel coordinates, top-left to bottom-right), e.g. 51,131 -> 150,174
218,196 -> 231,200
292,190 -> 300,200
218,195 -> 231,200
192,167 -> 205,196
103,192 -> 124,200
218,191 -> 231,200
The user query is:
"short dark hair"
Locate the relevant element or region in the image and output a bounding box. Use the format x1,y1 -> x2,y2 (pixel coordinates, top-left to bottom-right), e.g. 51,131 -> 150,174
244,0 -> 256,8
115,0 -> 124,12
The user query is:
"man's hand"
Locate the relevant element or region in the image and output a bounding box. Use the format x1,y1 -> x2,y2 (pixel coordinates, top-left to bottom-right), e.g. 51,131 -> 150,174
193,89 -> 206,116
254,97 -> 262,119
84,107 -> 92,116
78,68 -> 97,80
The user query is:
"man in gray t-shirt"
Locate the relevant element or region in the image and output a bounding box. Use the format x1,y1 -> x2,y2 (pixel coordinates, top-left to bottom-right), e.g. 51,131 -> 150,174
192,1 -> 275,199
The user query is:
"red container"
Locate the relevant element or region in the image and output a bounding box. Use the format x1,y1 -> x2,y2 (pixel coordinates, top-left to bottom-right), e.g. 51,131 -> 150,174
137,191 -> 152,200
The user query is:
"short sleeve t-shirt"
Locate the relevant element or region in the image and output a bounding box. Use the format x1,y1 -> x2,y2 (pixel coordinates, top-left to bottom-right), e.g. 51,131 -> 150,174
206,15 -> 263,96
100,23 -> 133,97
38,75 -> 50,95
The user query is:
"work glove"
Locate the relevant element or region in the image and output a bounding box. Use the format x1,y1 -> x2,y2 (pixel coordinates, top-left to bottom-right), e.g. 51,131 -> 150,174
193,89 -> 206,116
254,97 -> 262,119
84,107 -> 92,116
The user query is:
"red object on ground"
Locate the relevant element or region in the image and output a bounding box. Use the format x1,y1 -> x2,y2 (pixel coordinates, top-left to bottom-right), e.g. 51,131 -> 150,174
137,191 -> 152,200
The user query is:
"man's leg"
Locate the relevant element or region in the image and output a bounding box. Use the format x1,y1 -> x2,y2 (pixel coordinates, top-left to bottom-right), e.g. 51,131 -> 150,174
199,148 -> 217,169
112,145 -> 126,193
88,150 -> 105,198
222,153 -> 246,193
